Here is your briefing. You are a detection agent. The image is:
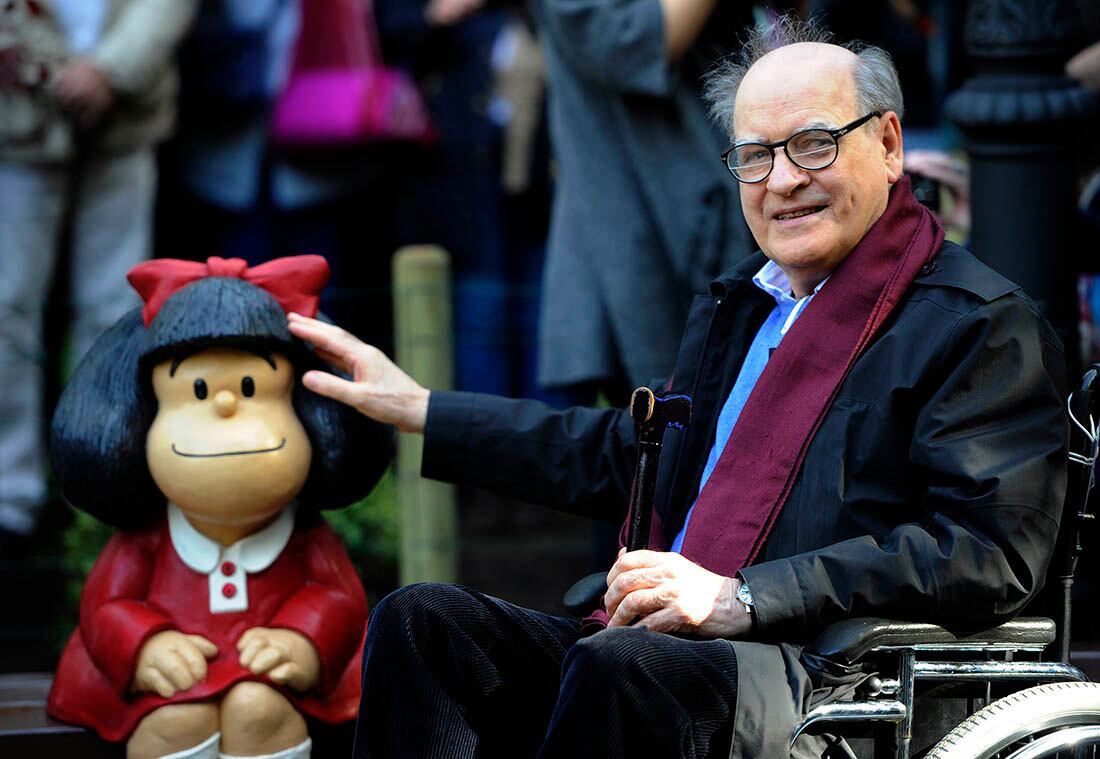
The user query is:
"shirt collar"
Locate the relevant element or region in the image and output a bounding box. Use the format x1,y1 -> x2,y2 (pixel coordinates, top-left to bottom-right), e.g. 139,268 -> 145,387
168,502 -> 296,574
751,259 -> 829,305
751,260 -> 829,336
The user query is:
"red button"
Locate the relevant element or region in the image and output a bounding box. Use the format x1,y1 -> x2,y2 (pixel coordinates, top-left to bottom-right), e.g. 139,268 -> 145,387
221,561 -> 236,576
222,583 -> 237,598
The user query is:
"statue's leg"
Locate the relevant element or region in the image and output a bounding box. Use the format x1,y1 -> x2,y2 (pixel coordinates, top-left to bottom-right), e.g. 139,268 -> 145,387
218,681 -> 309,757
127,702 -> 220,759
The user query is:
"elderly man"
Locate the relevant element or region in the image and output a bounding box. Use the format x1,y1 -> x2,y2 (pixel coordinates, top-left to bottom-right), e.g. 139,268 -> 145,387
289,18 -> 1066,759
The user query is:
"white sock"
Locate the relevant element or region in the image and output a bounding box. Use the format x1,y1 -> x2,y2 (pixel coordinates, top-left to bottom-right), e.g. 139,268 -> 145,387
219,736 -> 311,759
160,731 -> 220,759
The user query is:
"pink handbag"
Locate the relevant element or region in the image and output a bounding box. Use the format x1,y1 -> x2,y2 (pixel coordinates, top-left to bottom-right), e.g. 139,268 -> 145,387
271,0 -> 436,147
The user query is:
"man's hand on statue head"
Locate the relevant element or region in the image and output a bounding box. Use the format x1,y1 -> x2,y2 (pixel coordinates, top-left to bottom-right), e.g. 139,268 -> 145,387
132,630 -> 218,698
287,313 -> 430,433
603,549 -> 752,638
237,627 -> 321,692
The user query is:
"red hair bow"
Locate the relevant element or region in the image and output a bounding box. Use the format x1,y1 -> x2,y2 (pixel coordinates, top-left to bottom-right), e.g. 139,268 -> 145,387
127,255 -> 331,327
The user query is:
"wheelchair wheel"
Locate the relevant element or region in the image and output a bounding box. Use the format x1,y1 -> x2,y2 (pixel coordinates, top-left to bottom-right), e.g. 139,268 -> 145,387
927,681 -> 1100,758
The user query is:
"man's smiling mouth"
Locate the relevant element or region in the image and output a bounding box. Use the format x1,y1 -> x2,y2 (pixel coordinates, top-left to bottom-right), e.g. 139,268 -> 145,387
775,206 -> 826,221
172,439 -> 287,458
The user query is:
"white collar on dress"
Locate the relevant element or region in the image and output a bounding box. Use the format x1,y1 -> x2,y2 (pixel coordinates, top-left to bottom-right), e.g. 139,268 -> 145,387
168,502 -> 296,574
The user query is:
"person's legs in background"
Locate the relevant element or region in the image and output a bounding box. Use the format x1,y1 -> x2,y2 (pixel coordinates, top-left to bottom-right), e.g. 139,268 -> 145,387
0,160 -> 65,544
68,147 -> 155,362
397,165 -> 512,395
275,186 -> 397,357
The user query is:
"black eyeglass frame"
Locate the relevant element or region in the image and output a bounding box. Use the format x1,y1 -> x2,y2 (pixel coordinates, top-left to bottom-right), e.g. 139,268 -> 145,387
721,111 -> 883,184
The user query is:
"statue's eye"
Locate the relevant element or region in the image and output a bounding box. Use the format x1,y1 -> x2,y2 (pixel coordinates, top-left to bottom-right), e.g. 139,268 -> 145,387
241,376 -> 255,397
194,379 -> 208,400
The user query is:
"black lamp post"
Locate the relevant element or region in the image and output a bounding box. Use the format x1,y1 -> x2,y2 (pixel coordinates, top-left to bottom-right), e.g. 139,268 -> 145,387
945,0 -> 1097,367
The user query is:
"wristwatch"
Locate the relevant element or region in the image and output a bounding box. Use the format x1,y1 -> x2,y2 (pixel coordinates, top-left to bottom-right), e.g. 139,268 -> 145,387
736,581 -> 755,615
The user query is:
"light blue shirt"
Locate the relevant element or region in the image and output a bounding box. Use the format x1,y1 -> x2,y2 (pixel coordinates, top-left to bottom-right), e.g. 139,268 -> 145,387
670,261 -> 827,552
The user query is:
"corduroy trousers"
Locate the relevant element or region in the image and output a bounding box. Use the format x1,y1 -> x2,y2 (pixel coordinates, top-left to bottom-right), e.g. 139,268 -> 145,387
354,582 -> 740,759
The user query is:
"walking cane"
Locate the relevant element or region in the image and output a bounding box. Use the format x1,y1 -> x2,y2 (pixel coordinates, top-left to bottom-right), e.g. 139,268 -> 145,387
625,387 -> 693,550
563,387 -> 693,614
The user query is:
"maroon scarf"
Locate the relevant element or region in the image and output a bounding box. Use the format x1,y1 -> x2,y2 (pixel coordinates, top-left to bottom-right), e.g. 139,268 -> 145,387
677,176 -> 944,576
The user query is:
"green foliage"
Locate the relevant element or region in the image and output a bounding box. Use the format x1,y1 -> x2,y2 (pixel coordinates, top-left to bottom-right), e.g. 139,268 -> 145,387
61,507 -> 114,625
323,466 -> 400,602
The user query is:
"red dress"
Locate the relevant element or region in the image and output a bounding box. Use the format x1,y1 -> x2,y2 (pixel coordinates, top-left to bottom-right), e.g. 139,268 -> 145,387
47,511 -> 369,742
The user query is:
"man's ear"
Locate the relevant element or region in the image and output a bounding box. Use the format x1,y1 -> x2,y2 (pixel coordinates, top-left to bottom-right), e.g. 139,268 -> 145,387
880,111 -> 904,184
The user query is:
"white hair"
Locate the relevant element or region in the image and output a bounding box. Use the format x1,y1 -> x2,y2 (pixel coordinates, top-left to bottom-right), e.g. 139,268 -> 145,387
704,14 -> 905,137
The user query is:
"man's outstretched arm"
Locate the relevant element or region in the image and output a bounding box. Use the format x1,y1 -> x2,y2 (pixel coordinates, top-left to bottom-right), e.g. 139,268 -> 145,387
287,313 -> 636,521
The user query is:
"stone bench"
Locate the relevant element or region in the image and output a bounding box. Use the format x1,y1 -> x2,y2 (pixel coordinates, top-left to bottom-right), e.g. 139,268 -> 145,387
0,673 -> 120,756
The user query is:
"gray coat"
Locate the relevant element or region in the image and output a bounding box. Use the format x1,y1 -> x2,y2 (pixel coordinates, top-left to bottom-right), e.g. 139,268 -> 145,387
536,0 -> 755,388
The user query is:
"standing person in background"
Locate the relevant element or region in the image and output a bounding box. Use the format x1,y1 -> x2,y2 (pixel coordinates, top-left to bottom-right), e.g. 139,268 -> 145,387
156,0 -> 399,355
0,0 -> 198,547
535,0 -> 757,404
375,0 -> 515,394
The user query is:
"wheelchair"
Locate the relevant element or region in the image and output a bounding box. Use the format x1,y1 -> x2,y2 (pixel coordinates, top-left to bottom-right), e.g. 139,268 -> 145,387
790,365 -> 1100,758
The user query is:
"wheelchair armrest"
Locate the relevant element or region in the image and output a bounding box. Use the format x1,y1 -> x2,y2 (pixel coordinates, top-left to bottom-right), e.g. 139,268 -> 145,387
808,617 -> 1056,665
563,572 -> 607,616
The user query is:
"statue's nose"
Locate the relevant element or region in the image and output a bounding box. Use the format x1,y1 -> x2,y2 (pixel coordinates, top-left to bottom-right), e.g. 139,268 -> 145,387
214,390 -> 238,418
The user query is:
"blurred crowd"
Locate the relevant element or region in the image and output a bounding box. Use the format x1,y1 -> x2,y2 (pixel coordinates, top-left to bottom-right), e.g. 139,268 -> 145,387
2,0 -> 1100,664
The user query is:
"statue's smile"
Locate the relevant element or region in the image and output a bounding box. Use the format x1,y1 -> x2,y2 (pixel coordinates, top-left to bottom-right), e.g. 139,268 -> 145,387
172,438 -> 287,458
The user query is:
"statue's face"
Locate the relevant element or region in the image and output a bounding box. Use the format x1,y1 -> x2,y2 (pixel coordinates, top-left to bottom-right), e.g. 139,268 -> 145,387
147,347 -> 311,531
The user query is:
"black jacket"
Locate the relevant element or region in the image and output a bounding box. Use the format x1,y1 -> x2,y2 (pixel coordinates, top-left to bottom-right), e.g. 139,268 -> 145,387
423,242 -> 1068,643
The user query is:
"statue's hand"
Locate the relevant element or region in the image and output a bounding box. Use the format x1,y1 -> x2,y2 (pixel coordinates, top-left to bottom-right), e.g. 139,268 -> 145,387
132,630 -> 218,697
237,627 -> 321,692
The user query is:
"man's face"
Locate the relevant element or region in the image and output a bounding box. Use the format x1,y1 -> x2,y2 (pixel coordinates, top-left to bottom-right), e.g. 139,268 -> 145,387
732,43 -> 903,296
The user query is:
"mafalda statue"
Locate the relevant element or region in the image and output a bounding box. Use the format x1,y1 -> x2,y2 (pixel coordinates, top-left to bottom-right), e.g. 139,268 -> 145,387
46,256 -> 392,759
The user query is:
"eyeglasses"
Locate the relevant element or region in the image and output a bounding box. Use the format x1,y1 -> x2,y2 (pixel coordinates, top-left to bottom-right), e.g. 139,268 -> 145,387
721,112 -> 882,184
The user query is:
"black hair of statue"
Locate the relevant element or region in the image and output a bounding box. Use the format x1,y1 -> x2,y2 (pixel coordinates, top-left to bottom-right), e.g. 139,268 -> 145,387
50,277 -> 393,529
50,309 -> 161,528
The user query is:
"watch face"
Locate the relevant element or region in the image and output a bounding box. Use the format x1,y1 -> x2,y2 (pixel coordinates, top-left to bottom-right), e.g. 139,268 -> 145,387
737,583 -> 754,609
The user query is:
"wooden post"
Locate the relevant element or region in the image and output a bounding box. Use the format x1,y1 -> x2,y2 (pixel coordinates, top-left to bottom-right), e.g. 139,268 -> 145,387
393,246 -> 458,585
